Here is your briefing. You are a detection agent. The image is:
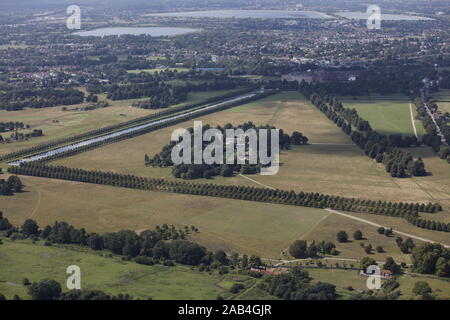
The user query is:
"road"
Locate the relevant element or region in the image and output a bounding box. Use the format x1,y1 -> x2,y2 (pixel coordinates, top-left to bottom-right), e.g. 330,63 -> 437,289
8,92 -> 257,165
325,208 -> 449,248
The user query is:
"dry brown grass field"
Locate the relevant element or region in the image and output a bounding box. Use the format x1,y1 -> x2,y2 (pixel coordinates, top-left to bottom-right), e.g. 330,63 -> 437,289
1,175 -> 330,258
3,92 -> 449,262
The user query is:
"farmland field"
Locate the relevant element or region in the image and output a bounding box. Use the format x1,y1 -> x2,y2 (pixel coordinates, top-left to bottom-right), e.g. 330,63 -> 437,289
0,88 -> 242,156
0,239 -> 236,300
306,268 -> 450,300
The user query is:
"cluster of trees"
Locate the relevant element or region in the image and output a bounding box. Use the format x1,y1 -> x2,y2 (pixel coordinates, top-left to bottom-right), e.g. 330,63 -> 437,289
0,175 -> 23,195
146,122 -> 308,180
411,243 -> 450,277
0,88 -> 84,111
258,267 -> 337,300
107,82 -> 187,106
9,163 -> 447,233
0,88 -> 255,163
414,97 -> 450,163
404,212 -> 450,232
289,240 -> 337,258
0,121 -> 28,132
302,86 -> 427,177
0,129 -> 43,144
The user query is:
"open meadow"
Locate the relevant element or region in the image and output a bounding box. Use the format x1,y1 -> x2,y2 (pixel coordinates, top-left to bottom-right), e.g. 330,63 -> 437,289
337,94 -> 426,137
3,92 -> 449,265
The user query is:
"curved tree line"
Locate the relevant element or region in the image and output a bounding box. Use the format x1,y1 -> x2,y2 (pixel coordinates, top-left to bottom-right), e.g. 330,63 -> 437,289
0,87 -> 257,163
300,84 -> 426,178
8,163 -> 448,233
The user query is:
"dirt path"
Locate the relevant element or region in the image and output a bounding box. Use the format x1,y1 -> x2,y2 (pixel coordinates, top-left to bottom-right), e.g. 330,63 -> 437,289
325,208 -> 449,248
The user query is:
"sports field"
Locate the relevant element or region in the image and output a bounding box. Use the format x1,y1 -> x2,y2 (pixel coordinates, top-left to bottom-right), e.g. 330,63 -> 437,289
0,175 -> 330,258
338,94 -> 426,137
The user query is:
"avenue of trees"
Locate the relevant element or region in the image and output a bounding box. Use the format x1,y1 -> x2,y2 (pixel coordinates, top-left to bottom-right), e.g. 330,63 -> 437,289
289,240 -> 337,258
0,88 -> 256,163
301,84 -> 427,178
8,163 -> 448,233
146,122 -> 308,180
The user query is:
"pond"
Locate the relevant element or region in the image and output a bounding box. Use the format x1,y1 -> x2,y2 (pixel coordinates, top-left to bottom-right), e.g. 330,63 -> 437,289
146,10 -> 331,19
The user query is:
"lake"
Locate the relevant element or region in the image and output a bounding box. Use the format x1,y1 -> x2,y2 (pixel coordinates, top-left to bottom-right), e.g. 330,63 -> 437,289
147,10 -> 331,19
335,12 -> 434,21
74,27 -> 201,37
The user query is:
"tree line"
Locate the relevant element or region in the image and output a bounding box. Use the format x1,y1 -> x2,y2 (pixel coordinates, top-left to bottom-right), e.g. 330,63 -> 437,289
300,84 -> 427,178
414,97 -> 450,164
146,121 -> 308,180
8,163 -> 448,233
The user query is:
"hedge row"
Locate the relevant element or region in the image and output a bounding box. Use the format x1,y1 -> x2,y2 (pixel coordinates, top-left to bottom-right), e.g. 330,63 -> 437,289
8,163 -> 448,233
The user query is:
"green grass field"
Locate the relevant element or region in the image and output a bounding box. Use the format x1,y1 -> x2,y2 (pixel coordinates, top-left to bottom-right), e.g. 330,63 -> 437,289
338,94 -> 426,137
306,268 -> 450,300
0,174 -> 330,258
0,239 -> 236,300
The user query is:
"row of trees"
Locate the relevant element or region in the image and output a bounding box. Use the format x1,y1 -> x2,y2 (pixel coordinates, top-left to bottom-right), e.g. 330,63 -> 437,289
146,122 -> 309,180
302,87 -> 427,177
0,88 -> 84,111
8,163 -> 448,233
0,88 -> 258,163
